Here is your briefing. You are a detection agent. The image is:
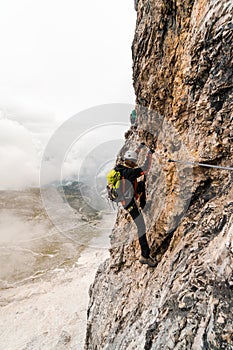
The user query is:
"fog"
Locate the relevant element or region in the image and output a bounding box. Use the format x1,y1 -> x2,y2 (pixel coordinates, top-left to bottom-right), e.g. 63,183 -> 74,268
0,210 -> 53,285
0,1 -> 136,190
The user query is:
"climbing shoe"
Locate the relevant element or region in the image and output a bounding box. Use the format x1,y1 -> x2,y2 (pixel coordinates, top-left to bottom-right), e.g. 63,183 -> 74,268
139,256 -> 157,267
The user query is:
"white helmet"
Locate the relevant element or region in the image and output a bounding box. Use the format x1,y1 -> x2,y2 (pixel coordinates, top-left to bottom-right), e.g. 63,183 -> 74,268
124,150 -> 138,163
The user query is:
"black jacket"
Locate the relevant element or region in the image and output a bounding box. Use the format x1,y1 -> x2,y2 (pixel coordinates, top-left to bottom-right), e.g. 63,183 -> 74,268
115,150 -> 153,206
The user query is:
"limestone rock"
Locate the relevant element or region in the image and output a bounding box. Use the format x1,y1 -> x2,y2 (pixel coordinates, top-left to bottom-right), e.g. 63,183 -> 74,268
85,1 -> 233,349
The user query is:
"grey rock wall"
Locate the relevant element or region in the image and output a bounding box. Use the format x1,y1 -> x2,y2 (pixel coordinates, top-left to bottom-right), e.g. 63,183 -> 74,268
85,1 -> 233,349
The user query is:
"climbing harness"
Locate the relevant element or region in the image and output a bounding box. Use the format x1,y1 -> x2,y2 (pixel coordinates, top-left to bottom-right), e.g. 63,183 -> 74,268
168,159 -> 233,171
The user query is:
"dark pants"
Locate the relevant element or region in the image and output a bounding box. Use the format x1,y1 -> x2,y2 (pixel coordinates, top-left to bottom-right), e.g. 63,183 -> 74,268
125,199 -> 150,258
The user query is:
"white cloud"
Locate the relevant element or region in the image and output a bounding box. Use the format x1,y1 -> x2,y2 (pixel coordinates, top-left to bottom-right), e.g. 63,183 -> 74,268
0,0 -> 136,122
0,118 -> 40,189
61,124 -> 127,181
0,1 -> 136,189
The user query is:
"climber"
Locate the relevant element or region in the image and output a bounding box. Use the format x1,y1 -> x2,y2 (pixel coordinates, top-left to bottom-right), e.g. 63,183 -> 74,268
115,143 -> 157,267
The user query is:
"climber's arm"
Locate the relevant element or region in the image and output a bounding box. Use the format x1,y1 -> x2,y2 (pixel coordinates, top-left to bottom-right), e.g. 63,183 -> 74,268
140,149 -> 154,174
135,142 -> 145,155
124,149 -> 154,181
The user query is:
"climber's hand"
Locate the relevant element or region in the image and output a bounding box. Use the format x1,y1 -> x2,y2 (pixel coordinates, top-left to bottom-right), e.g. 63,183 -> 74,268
139,142 -> 145,147
137,142 -> 146,151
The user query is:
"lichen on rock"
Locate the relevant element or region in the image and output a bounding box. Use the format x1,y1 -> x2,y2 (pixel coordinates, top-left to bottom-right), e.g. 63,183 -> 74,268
85,1 -> 233,349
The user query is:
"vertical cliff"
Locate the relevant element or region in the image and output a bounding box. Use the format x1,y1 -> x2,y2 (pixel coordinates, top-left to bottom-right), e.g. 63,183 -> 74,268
85,1 -> 233,349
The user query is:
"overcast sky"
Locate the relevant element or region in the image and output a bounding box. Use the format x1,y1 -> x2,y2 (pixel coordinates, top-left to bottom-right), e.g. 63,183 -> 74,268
0,1 -> 136,189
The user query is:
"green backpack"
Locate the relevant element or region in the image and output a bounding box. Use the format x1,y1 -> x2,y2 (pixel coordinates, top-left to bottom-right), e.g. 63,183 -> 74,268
106,169 -> 122,202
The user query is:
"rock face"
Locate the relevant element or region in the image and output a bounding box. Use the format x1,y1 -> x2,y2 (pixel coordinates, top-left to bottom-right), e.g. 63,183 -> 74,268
85,1 -> 233,349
